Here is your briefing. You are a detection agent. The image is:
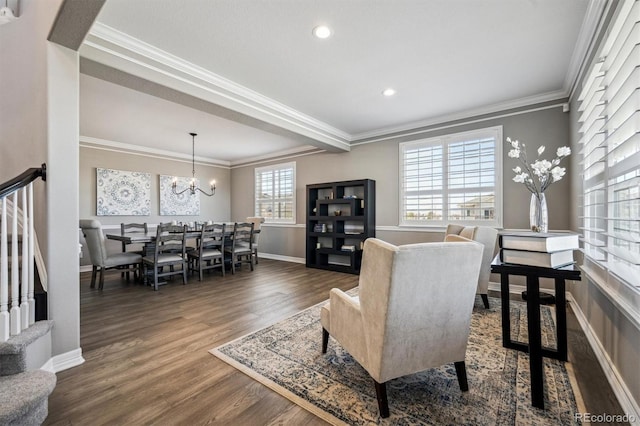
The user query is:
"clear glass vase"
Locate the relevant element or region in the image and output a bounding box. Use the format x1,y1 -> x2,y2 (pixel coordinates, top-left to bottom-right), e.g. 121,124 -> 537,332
529,193 -> 548,233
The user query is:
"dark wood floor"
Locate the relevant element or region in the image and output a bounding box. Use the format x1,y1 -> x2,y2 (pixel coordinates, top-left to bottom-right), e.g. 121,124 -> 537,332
45,259 -> 625,425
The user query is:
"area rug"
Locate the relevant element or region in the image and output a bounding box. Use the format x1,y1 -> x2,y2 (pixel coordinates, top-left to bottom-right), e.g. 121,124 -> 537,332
210,290 -> 583,425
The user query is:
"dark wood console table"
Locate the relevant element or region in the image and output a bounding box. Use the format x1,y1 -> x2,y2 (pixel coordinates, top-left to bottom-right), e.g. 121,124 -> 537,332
490,256 -> 581,409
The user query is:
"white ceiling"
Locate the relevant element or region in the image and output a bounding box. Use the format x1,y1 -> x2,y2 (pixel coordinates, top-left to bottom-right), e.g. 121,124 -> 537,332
80,0 -> 595,166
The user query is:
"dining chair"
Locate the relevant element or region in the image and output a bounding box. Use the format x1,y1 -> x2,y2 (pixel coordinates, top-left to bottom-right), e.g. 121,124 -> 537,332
246,216 -> 265,264
142,223 -> 188,290
224,222 -> 254,274
120,222 -> 148,279
79,219 -> 142,290
187,223 -> 226,281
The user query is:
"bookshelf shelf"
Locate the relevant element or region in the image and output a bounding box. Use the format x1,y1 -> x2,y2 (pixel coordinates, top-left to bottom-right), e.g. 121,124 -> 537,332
306,179 -> 375,274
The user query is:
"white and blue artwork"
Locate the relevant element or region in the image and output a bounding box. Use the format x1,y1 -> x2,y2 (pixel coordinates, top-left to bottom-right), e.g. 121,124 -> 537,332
96,168 -> 151,216
159,175 -> 200,216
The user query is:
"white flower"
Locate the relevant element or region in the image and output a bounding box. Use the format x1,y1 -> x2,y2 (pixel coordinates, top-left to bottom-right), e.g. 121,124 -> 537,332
551,166 -> 566,182
513,173 -> 528,183
531,160 -> 552,176
506,136 -> 571,195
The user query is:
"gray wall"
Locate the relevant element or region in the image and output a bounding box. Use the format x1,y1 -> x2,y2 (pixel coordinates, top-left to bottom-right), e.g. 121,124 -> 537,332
231,105 -> 571,259
78,146 -> 231,264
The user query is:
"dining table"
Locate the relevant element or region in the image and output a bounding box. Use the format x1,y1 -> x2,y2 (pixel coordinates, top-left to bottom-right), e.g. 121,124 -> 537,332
105,223 -> 258,264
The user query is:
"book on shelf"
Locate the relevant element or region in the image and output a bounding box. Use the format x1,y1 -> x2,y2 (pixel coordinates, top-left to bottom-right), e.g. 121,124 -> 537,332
313,223 -> 327,233
499,231 -> 579,253
500,248 -> 575,268
340,245 -> 356,252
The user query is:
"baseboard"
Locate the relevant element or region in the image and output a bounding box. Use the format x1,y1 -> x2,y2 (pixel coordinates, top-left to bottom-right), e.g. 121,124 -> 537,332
259,253 -> 305,264
567,294 -> 640,423
79,265 -> 93,273
41,348 -> 85,373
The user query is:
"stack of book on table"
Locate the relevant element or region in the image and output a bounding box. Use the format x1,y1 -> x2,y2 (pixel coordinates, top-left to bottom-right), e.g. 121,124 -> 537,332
499,231 -> 579,268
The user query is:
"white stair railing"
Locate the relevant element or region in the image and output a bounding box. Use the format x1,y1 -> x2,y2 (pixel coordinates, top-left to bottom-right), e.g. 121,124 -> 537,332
0,165 -> 46,342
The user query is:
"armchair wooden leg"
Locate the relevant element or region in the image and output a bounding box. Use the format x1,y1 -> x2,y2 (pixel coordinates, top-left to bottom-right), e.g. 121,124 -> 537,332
373,379 -> 390,418
454,361 -> 469,392
90,265 -> 97,288
98,267 -> 105,290
481,294 -> 490,309
322,328 -> 329,353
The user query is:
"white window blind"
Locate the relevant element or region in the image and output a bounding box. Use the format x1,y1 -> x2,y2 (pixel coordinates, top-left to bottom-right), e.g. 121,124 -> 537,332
255,162 -> 296,224
578,0 -> 640,288
399,126 -> 502,227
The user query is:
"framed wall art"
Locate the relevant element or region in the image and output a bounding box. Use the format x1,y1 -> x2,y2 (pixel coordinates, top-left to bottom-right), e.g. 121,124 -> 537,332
96,168 -> 151,216
159,175 -> 200,215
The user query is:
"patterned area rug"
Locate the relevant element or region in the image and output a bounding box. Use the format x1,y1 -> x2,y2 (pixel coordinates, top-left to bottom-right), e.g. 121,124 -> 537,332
211,290 -> 583,425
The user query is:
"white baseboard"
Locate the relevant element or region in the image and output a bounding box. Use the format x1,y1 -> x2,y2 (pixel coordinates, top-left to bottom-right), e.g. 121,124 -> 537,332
567,294 -> 640,423
41,348 -> 85,373
259,253 -> 305,264
79,265 -> 93,273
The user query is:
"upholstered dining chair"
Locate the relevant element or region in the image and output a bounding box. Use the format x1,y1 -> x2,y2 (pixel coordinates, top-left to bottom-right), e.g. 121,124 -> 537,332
444,224 -> 498,309
79,219 -> 143,290
142,223 -> 188,290
187,223 -> 226,281
246,216 -> 265,264
321,238 -> 483,418
224,222 -> 254,274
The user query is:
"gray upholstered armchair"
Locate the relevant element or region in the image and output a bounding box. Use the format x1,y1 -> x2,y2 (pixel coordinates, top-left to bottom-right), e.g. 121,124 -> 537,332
444,224 -> 498,309
321,238 -> 483,418
80,219 -> 142,290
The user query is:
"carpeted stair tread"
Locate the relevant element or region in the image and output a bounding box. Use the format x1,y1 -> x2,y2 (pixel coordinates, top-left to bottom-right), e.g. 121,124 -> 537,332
0,369 -> 56,425
0,320 -> 53,376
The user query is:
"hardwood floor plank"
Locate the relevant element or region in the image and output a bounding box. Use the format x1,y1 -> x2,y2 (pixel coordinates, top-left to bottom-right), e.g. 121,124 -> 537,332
44,259 -> 624,425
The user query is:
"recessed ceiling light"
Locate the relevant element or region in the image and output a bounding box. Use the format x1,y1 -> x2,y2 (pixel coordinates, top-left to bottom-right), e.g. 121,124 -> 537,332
313,25 -> 332,39
382,88 -> 396,97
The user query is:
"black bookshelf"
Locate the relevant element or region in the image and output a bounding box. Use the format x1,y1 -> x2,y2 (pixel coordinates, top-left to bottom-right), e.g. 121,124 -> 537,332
306,179 -> 375,274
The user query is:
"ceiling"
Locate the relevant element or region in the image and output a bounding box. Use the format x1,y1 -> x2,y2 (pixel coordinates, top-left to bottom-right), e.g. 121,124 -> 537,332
79,0 -> 598,167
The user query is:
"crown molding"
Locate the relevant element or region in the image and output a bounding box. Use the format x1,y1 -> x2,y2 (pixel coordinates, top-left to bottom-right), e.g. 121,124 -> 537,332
81,23 -> 351,152
351,90 -> 568,142
80,135 -> 325,169
565,0 -> 609,97
80,136 -> 231,167
230,146 -> 325,168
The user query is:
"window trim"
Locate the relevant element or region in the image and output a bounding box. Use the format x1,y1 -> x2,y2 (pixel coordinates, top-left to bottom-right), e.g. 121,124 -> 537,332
254,162 -> 296,224
398,126 -> 503,228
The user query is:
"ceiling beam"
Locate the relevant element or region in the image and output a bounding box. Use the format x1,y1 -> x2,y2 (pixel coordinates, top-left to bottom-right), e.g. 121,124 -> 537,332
48,0 -> 106,51
80,23 -> 351,153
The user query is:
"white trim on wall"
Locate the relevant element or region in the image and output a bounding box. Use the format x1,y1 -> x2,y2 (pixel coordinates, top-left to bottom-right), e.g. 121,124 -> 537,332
567,292 -> 640,423
41,348 -> 85,373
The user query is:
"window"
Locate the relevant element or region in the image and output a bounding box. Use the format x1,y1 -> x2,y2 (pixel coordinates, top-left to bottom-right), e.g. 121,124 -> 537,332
399,126 -> 502,227
578,1 -> 640,288
255,162 -> 296,224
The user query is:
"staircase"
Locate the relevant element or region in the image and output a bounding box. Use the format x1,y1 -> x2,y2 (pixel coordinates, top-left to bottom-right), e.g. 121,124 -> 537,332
0,165 -> 55,425
0,321 -> 56,425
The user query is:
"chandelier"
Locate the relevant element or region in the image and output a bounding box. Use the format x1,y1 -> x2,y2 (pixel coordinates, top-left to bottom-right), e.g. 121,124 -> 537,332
172,132 -> 216,197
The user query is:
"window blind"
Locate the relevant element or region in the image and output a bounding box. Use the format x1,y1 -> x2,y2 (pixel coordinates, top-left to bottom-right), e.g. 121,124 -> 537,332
578,0 -> 640,287
254,162 -> 296,223
399,126 -> 502,227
